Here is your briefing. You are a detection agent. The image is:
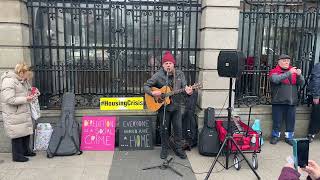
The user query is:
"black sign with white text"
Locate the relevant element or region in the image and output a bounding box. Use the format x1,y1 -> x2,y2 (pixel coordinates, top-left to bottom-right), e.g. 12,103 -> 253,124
119,116 -> 154,151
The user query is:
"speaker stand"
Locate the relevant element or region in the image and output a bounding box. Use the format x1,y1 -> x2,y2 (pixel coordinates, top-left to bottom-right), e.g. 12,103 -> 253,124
204,78 -> 261,180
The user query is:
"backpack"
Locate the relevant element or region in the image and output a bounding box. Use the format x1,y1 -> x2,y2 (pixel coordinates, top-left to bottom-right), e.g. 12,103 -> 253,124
182,92 -> 198,150
47,92 -> 82,158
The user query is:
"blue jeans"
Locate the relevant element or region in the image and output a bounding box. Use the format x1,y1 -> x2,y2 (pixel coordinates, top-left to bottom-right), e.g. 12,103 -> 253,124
272,104 -> 296,139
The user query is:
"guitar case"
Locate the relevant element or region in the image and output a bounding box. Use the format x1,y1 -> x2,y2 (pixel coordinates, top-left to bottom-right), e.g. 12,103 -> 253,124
198,107 -> 221,156
46,92 -> 82,158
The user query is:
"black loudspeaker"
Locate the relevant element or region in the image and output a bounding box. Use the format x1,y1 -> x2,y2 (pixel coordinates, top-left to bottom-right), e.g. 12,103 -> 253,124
217,50 -> 246,78
204,107 -> 215,128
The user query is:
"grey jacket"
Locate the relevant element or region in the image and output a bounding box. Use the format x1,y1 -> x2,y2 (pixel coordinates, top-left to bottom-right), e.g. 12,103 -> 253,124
144,68 -> 187,111
0,71 -> 33,139
269,66 -> 305,105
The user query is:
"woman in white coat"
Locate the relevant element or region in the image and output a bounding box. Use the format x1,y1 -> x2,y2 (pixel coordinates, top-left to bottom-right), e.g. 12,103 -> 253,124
0,63 -> 36,162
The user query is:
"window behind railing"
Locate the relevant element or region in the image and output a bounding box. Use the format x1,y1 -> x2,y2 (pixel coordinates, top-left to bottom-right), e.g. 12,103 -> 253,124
236,0 -> 320,106
27,0 -> 201,108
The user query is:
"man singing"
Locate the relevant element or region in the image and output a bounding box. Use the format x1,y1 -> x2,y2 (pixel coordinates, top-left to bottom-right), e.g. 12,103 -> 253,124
144,51 -> 193,159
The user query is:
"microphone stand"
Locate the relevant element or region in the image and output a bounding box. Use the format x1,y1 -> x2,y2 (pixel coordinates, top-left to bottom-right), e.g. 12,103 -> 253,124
142,68 -> 183,177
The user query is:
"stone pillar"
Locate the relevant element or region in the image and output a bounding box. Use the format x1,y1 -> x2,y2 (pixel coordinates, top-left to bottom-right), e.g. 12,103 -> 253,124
0,0 -> 30,152
198,0 -> 240,110
0,0 -> 31,75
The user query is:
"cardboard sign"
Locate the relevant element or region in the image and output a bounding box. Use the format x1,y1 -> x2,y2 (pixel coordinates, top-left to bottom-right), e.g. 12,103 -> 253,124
119,116 -> 153,151
81,116 -> 116,151
100,97 -> 144,110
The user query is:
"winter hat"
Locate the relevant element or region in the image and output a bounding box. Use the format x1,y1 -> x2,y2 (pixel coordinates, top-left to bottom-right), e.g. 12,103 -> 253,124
278,54 -> 291,61
162,51 -> 176,65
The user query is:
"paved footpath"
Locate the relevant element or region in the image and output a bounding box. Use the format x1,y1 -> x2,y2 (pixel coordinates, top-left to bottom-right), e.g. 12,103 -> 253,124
0,140 -> 318,180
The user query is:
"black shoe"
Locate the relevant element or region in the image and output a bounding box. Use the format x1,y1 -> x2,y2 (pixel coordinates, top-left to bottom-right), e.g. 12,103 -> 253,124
307,134 -> 315,143
13,156 -> 29,162
285,138 -> 293,146
160,148 -> 168,159
270,136 -> 279,145
173,148 -> 187,159
24,152 -> 36,157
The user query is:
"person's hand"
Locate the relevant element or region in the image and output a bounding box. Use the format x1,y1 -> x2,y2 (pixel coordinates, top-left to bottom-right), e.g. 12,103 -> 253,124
290,67 -> 297,74
296,69 -> 302,76
302,160 -> 320,180
185,85 -> 193,95
26,95 -> 34,102
152,91 -> 162,97
313,98 -> 319,105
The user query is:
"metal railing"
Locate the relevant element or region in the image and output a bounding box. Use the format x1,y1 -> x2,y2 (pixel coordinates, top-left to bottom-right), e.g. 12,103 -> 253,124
236,0 -> 320,105
27,0 -> 201,108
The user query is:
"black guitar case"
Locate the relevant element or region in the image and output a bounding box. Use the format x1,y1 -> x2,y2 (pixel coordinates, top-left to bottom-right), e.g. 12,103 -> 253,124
198,107 -> 221,156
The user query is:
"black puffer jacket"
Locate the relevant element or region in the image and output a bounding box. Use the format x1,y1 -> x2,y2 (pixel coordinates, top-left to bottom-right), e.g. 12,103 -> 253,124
310,62 -> 320,99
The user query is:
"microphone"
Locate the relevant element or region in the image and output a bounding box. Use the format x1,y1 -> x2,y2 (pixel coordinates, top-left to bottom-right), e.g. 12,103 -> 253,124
166,68 -> 170,75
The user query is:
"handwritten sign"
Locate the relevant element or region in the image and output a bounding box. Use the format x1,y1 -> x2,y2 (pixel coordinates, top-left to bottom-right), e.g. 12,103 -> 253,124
119,116 -> 153,151
80,116 -> 116,151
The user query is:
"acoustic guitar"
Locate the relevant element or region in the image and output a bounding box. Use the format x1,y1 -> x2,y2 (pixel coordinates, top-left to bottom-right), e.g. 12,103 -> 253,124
145,83 -> 202,112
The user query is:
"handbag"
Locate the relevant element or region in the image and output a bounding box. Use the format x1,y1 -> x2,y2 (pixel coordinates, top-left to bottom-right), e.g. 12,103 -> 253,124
30,87 -> 41,120
34,123 -> 53,151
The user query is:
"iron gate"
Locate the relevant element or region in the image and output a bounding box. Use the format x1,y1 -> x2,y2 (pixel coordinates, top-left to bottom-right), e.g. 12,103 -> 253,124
236,0 -> 320,105
27,0 -> 201,108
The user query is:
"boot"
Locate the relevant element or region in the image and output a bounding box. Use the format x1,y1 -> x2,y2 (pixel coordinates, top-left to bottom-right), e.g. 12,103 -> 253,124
170,137 -> 187,159
173,148 -> 187,159
24,152 -> 36,157
285,138 -> 293,146
23,135 -> 36,157
12,137 -> 29,162
285,132 -> 294,146
307,134 -> 315,143
270,136 -> 279,145
13,155 -> 29,162
160,145 -> 168,159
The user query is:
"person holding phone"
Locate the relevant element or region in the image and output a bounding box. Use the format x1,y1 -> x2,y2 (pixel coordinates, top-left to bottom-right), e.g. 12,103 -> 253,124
0,63 -> 36,162
269,54 -> 305,146
279,160 -> 320,180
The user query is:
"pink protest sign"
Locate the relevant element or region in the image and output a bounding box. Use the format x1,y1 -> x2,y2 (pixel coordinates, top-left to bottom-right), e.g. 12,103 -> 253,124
80,116 -> 116,151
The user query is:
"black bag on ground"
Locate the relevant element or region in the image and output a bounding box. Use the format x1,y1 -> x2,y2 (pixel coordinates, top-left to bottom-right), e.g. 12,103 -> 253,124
198,107 -> 220,156
182,92 -> 199,150
47,92 -> 82,158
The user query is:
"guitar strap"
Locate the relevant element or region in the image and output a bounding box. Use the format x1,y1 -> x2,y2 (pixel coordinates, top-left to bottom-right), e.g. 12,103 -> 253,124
173,68 -> 177,91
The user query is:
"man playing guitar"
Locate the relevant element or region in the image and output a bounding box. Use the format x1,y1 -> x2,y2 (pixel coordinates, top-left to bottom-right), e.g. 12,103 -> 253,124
144,51 -> 193,159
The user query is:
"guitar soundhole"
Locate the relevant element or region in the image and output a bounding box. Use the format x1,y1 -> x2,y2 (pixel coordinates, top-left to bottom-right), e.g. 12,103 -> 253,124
154,97 -> 164,103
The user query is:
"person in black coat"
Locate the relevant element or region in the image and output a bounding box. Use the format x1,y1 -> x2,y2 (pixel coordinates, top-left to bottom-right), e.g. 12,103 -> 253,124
307,62 -> 320,142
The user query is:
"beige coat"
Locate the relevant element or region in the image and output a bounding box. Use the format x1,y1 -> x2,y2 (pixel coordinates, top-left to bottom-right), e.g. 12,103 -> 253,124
0,71 -> 33,139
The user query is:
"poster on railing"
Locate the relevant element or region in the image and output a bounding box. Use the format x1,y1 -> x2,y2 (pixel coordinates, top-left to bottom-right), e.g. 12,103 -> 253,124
80,116 -> 116,151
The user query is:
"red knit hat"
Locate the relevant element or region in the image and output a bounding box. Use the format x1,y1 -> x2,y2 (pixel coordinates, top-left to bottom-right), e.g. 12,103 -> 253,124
162,51 -> 176,65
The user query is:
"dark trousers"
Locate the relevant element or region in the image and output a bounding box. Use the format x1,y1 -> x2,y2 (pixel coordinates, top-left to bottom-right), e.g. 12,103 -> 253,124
272,104 -> 296,138
158,107 -> 182,148
11,135 -> 32,160
308,104 -> 320,135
